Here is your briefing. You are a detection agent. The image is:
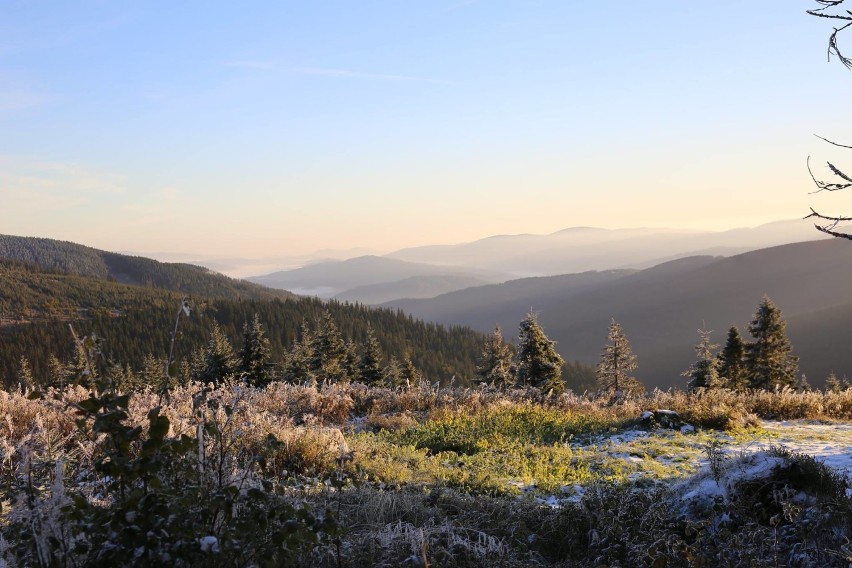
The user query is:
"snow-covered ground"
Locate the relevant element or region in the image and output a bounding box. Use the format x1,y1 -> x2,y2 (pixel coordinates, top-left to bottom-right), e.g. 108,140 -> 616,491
733,420 -> 852,479
531,419 -> 852,508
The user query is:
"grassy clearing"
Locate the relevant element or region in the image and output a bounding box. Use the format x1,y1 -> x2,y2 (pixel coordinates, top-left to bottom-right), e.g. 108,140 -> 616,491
2,382 -> 851,566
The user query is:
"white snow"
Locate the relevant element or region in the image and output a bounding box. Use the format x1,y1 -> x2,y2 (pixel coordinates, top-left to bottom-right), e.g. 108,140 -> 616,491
199,536 -> 220,553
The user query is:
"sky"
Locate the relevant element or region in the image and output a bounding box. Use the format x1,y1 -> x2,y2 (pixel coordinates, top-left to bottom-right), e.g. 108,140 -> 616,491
1,1 -> 851,259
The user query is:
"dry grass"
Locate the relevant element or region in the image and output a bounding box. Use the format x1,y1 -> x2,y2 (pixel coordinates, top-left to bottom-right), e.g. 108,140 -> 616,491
2,382 -> 851,567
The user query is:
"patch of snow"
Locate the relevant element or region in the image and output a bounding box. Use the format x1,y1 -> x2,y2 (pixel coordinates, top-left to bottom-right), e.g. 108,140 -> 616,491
199,536 -> 220,553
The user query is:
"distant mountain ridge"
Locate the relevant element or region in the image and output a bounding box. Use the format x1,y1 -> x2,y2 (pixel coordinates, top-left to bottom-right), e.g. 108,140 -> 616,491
385,219 -> 826,276
0,234 -> 294,302
247,255 -> 508,299
246,219 -> 828,305
334,274 -> 490,305
386,239 -> 852,389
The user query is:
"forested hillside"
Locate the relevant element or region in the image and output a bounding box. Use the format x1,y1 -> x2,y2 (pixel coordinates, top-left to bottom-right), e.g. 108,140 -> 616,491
388,240 -> 852,389
0,257 -> 484,387
0,234 -> 295,301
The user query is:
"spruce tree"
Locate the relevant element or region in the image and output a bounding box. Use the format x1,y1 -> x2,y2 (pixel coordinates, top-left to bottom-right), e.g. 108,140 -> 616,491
400,357 -> 421,388
309,311 -> 347,382
139,354 -> 166,389
475,326 -> 515,388
357,325 -> 384,386
238,313 -> 272,387
17,356 -> 33,393
745,296 -> 799,390
596,319 -> 643,395
682,328 -> 722,390
717,325 -> 747,391
383,356 -> 404,388
282,321 -> 314,384
340,340 -> 359,384
200,322 -> 237,386
824,372 -> 850,392
515,313 -> 565,393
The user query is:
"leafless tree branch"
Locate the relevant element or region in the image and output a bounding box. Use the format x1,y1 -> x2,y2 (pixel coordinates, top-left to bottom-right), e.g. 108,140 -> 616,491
807,2 -> 852,239
804,209 -> 852,240
807,0 -> 852,66
814,134 -> 852,149
806,157 -> 852,193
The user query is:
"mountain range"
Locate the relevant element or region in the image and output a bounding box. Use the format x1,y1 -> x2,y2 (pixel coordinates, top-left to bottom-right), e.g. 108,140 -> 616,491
247,219 -> 827,304
386,239 -> 852,389
247,255 -> 507,301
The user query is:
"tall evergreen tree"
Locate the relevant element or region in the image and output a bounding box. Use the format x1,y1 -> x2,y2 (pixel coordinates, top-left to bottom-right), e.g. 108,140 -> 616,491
475,326 -> 515,388
400,357 -> 421,388
200,322 -> 237,386
515,313 -> 565,393
282,321 -> 315,384
357,325 -> 384,386
596,319 -> 643,395
682,328 -> 722,390
17,356 -> 33,393
309,311 -> 347,382
745,296 -> 799,390
340,340 -> 359,384
717,325 -> 747,391
383,356 -> 404,388
139,354 -> 167,390
238,313 -> 272,387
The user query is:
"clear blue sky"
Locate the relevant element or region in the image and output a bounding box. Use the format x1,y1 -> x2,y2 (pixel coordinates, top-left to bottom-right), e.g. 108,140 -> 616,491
1,1 -> 850,257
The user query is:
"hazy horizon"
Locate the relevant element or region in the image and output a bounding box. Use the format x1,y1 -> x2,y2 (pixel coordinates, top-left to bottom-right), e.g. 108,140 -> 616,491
3,2 -> 851,257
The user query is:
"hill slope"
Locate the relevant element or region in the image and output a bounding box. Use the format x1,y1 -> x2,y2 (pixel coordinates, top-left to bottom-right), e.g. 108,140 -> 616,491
334,274 -> 489,305
248,255 -> 507,298
388,240 -> 852,389
0,258 -> 484,387
386,220 -> 826,276
0,234 -> 294,301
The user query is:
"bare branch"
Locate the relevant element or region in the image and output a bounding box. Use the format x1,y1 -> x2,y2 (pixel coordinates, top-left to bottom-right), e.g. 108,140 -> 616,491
814,134 -> 852,149
814,224 -> 852,240
808,0 -> 852,66
806,156 -> 852,193
805,208 -> 852,240
806,2 -> 852,241
805,207 -> 852,222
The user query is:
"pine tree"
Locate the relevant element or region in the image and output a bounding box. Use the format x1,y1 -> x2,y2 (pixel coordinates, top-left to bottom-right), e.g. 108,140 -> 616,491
475,326 -> 515,388
682,328 -> 722,390
383,356 -> 404,388
139,354 -> 167,389
340,340 -> 359,384
283,320 -> 316,384
515,313 -> 565,393
745,296 -> 799,390
400,357 -> 421,388
596,319 -> 643,395
824,372 -> 850,393
200,322 -> 237,386
717,325 -> 747,391
357,325 -> 384,386
17,356 -> 33,393
238,313 -> 272,387
309,311 -> 347,382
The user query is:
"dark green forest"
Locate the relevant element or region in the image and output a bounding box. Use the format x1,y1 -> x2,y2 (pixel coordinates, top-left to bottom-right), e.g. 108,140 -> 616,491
0,234 -> 294,301
0,258 -> 487,387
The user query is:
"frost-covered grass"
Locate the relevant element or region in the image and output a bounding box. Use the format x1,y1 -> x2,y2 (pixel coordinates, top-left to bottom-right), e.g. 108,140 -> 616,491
1,382 -> 851,567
